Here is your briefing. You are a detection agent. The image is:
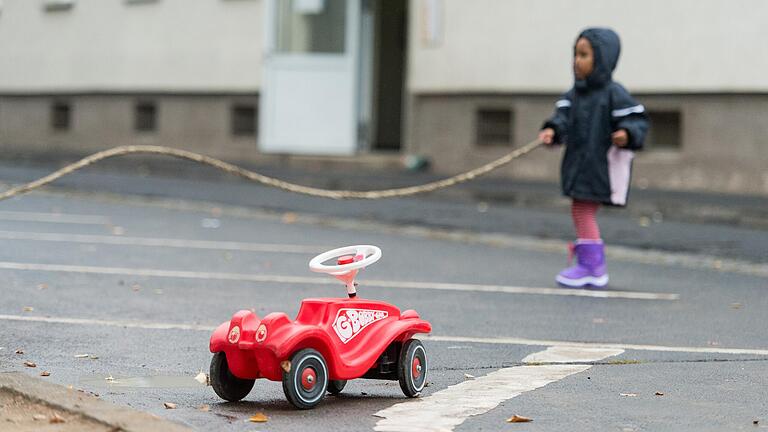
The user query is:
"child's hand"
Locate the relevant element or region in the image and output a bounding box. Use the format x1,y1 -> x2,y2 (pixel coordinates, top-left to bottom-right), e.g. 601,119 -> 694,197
611,129 -> 629,147
539,128 -> 555,145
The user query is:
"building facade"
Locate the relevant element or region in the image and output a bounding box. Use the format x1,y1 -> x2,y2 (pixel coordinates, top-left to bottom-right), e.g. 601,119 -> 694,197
0,0 -> 766,194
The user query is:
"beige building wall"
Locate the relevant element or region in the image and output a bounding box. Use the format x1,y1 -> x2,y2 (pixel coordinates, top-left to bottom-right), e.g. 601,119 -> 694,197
0,0 -> 264,93
407,0 -> 768,93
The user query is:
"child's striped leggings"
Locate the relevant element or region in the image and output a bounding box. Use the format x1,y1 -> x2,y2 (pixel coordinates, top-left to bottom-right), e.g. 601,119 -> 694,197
571,199 -> 601,240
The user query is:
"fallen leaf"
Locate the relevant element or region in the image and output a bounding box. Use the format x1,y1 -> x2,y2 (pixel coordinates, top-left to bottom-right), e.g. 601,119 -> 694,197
74,354 -> 90,358
463,373 -> 476,380
730,303 -> 742,309
194,372 -> 209,385
131,284 -> 141,292
506,415 -> 533,423
24,361 -> 37,368
163,402 -> 177,409
38,283 -> 48,290
620,393 -> 637,397
49,413 -> 66,424
197,404 -> 210,412
211,207 -> 223,217
89,355 -> 99,360
248,412 -> 268,423
15,349 -> 24,355
40,371 -> 51,377
655,391 -> 664,396
112,226 -> 125,236
23,306 -> 34,312
32,414 -> 47,421
592,318 -> 606,324
280,360 -> 291,373
281,212 -> 298,224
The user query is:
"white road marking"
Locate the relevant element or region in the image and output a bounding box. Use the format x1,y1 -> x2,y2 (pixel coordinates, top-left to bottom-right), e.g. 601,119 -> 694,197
2,314 -> 767,356
425,335 -> 768,356
374,346 -> 624,432
0,261 -> 678,301
0,230 -> 326,254
0,211 -> 109,225
0,314 -> 214,331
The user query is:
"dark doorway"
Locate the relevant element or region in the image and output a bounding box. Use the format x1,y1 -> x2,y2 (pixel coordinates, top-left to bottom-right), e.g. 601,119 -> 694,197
371,0 -> 407,151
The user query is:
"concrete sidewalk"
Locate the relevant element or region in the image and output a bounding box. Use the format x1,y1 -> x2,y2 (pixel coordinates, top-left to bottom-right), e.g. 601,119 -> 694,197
2,156 -> 766,228
0,372 -> 192,431
0,157 -> 766,264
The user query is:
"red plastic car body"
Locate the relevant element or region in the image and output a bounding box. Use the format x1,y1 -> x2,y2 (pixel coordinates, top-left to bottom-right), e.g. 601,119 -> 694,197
210,299 -> 430,382
208,245 -> 432,409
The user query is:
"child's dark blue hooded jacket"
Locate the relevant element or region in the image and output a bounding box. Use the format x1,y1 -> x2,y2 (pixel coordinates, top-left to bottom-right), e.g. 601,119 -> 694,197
543,28 -> 649,206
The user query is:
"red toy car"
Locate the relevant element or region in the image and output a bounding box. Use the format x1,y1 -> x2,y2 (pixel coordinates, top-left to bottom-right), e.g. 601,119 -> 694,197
209,245 -> 432,409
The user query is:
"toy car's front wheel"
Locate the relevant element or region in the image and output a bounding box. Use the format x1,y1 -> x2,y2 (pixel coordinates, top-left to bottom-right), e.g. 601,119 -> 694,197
398,339 -> 427,397
282,349 -> 329,409
210,352 -> 255,402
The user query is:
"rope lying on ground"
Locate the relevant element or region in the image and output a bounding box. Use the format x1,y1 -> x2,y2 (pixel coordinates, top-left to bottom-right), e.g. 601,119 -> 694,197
0,139 -> 542,201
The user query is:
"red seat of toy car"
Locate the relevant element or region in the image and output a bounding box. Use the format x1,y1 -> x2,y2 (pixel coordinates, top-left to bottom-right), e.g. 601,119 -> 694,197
400,309 -> 420,319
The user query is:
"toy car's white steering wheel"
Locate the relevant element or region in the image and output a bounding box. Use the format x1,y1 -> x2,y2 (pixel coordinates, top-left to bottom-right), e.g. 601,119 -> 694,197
308,245 -> 382,275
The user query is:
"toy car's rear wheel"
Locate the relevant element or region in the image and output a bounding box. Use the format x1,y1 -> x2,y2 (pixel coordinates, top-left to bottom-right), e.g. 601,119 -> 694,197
398,339 -> 427,397
210,352 -> 255,402
327,380 -> 347,395
282,349 -> 329,409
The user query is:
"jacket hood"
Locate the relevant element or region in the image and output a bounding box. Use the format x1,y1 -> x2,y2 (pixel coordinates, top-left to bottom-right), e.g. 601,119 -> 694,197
575,28 -> 621,90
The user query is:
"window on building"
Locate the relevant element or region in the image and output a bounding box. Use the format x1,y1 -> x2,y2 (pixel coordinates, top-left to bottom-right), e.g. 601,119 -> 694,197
646,110 -> 681,149
51,101 -> 71,131
135,101 -> 158,132
475,108 -> 513,146
44,0 -> 75,12
231,104 -> 258,137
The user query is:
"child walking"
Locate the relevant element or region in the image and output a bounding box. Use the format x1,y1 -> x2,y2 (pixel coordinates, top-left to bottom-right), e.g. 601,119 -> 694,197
539,28 -> 649,288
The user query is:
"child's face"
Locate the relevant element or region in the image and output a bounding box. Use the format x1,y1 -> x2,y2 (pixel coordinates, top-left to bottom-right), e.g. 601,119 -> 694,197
573,37 -> 594,80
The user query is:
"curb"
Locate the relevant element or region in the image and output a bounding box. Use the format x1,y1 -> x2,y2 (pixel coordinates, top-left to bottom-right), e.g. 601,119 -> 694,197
0,372 -> 192,432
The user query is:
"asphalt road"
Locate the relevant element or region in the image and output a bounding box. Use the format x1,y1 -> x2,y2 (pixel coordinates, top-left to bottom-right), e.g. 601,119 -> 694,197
0,176 -> 767,431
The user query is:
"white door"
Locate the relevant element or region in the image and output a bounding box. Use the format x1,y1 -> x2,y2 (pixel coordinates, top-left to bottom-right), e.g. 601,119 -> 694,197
260,0 -> 362,155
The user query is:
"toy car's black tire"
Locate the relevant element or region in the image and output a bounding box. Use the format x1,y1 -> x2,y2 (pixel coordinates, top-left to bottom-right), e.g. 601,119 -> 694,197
282,348 -> 329,409
327,380 -> 347,395
210,352 -> 255,402
398,339 -> 427,397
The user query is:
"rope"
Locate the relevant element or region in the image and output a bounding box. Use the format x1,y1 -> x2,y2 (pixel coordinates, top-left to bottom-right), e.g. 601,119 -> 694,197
0,139 -> 542,201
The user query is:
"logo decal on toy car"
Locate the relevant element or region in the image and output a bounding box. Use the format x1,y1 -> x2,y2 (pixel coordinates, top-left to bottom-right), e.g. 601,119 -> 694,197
332,308 -> 388,344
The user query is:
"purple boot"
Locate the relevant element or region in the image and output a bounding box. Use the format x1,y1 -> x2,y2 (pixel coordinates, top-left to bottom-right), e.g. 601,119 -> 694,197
556,240 -> 609,287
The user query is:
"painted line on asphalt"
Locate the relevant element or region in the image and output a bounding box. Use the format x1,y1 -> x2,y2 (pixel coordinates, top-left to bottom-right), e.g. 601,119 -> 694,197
0,314 -> 214,332
0,230 -> 326,254
425,335 -> 768,356
2,314 -> 767,356
374,346 -> 624,432
0,211 -> 109,225
0,261 -> 678,300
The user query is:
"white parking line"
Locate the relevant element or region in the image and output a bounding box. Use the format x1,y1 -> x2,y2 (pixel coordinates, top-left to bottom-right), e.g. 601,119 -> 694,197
0,211 -> 109,225
0,230 -> 326,254
374,346 -> 624,432
0,261 -> 678,300
2,314 -> 767,356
